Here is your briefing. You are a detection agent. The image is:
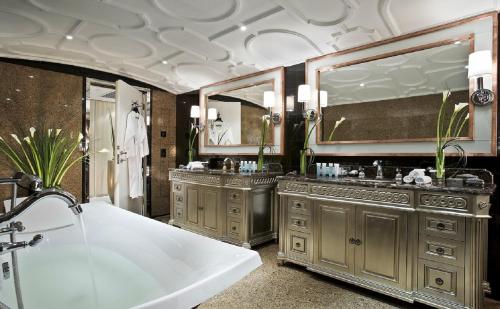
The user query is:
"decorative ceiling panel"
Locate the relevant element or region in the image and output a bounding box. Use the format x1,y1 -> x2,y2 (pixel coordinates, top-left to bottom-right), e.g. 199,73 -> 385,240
0,0 -> 497,94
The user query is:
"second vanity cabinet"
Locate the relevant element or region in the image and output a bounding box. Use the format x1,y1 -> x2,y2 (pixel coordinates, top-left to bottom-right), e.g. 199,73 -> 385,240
169,169 -> 279,248
278,177 -> 493,309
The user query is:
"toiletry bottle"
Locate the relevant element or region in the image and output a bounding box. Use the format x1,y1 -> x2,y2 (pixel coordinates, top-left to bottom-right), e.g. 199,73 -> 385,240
252,161 -> 257,173
358,167 -> 365,179
316,163 -> 321,177
334,163 -> 340,178
321,163 -> 326,177
242,161 -> 247,173
328,163 -> 333,178
395,168 -> 403,184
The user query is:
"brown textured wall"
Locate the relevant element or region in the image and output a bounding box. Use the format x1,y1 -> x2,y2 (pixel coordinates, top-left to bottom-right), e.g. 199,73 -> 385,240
0,61 -> 83,209
151,89 -> 176,217
240,104 -> 270,144
321,91 -> 470,141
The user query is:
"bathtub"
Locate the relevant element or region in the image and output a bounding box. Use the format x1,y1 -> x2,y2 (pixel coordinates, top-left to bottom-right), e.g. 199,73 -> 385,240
0,200 -> 262,309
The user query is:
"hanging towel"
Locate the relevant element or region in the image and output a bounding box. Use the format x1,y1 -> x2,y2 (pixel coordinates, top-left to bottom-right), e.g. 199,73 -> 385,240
124,112 -> 149,198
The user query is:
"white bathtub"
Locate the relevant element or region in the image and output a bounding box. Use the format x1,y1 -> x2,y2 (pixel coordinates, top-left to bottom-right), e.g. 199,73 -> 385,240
0,200 -> 262,309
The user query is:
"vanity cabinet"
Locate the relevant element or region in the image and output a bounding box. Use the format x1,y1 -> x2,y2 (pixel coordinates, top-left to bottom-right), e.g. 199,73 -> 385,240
169,169 -> 279,248
278,178 -> 494,309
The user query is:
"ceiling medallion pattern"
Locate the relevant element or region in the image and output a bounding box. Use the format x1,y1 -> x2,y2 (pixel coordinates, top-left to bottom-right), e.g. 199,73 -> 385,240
0,0 -> 496,93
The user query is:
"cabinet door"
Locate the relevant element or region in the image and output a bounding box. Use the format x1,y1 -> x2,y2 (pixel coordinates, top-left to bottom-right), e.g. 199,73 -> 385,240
355,207 -> 408,290
314,201 -> 355,274
185,185 -> 200,227
201,188 -> 220,234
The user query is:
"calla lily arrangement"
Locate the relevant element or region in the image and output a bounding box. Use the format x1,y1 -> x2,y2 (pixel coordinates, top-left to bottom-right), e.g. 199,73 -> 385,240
188,123 -> 199,162
328,116 -> 346,141
0,127 -> 86,188
257,115 -> 271,172
435,91 -> 469,180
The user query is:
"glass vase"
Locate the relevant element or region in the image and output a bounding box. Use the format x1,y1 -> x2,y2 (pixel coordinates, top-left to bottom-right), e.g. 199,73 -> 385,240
257,148 -> 264,172
188,148 -> 195,163
299,149 -> 307,176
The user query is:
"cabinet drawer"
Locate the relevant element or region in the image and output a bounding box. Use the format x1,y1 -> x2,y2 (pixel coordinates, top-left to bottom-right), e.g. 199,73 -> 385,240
227,218 -> 242,239
172,182 -> 183,192
419,214 -> 465,241
227,190 -> 243,203
288,198 -> 311,215
227,203 -> 242,217
286,231 -> 311,262
287,213 -> 311,233
173,192 -> 184,205
174,207 -> 184,220
419,235 -> 464,267
418,259 -> 464,304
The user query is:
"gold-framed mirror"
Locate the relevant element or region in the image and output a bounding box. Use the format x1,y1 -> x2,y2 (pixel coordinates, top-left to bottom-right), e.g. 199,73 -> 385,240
199,67 -> 285,155
305,12 -> 497,156
317,35 -> 474,144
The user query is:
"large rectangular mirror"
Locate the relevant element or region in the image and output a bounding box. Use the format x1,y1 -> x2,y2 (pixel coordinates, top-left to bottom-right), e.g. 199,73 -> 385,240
206,81 -> 273,146
305,12 -> 497,156
318,37 -> 473,143
199,67 -> 285,155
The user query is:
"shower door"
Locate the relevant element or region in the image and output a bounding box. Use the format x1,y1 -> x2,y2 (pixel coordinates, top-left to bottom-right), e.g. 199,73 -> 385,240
114,80 -> 146,215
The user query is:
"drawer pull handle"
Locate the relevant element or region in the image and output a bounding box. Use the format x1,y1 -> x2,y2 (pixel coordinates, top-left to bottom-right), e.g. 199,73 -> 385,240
232,226 -> 237,231
349,238 -> 356,244
295,220 -> 302,226
436,247 -> 445,255
294,202 -> 303,208
232,194 -> 238,199
232,209 -> 238,213
198,207 -> 204,210
436,223 -> 446,231
355,239 -> 362,246
435,278 -> 444,286
176,196 -> 183,202
295,242 -> 301,247
175,185 -> 181,190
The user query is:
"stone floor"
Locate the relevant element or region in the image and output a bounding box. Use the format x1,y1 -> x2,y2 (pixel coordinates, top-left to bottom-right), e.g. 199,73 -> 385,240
200,243 -> 500,309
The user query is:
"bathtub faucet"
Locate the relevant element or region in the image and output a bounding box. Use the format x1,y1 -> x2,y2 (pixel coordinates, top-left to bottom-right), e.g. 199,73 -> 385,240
0,174 -> 83,224
0,234 -> 43,255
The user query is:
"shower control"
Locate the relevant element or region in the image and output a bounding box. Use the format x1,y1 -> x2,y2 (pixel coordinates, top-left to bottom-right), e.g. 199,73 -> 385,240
2,262 -> 9,279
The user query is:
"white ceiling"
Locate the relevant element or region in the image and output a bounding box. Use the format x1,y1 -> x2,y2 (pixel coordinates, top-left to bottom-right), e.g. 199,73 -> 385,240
0,0 -> 498,94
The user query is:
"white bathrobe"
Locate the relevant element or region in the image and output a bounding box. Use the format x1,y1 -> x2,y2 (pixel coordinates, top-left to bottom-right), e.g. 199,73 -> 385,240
124,112 -> 149,199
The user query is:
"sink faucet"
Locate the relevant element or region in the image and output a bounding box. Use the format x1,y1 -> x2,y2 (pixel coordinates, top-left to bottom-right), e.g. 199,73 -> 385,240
0,174 -> 82,225
373,160 -> 384,179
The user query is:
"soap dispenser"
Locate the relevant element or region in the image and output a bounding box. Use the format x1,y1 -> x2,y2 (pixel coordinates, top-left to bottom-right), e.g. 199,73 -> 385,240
395,168 -> 403,184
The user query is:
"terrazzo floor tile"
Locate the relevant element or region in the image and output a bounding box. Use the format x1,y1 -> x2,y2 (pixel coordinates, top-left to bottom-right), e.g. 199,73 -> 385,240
200,243 -> 500,309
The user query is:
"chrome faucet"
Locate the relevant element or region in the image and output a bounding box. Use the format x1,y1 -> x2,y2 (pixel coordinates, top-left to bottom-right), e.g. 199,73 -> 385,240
0,174 -> 82,225
373,160 -> 384,179
0,233 -> 43,255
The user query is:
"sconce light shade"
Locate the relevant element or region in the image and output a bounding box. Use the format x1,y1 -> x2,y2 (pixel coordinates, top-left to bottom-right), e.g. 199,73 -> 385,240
263,91 -> 275,108
207,108 -> 217,120
297,84 -> 311,102
190,105 -> 200,118
286,95 -> 295,111
319,90 -> 328,108
468,50 -> 492,78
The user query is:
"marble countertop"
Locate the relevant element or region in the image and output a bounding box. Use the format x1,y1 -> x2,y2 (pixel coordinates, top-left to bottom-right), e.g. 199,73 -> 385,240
169,168 -> 283,178
277,174 -> 496,195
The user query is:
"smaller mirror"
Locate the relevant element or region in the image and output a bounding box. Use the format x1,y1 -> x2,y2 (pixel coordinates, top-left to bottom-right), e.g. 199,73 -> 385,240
206,81 -> 274,146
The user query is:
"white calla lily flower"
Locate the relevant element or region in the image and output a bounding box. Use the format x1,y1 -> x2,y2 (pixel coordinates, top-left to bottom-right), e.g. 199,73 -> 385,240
454,103 -> 468,113
10,134 -> 21,144
56,129 -> 62,136
29,127 -> 36,137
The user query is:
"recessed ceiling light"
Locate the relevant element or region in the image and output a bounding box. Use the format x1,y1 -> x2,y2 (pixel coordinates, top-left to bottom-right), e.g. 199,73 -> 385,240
359,83 -> 365,87
65,35 -> 73,40
28,75 -> 34,79
161,60 -> 168,64
465,65 -> 469,69
240,25 -> 247,31
6,98 -> 11,101
15,89 -> 20,92
454,41 -> 461,45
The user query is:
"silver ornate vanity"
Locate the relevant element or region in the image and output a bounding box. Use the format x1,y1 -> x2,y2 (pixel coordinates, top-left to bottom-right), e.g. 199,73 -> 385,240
169,169 -> 279,248
277,175 -> 495,309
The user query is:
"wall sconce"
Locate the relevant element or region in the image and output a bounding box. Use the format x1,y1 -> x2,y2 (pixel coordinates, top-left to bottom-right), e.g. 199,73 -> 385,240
207,107 -> 217,129
286,95 -> 295,111
263,90 -> 281,125
319,90 -> 328,108
468,50 -> 494,106
190,105 -> 204,130
297,84 -> 316,120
